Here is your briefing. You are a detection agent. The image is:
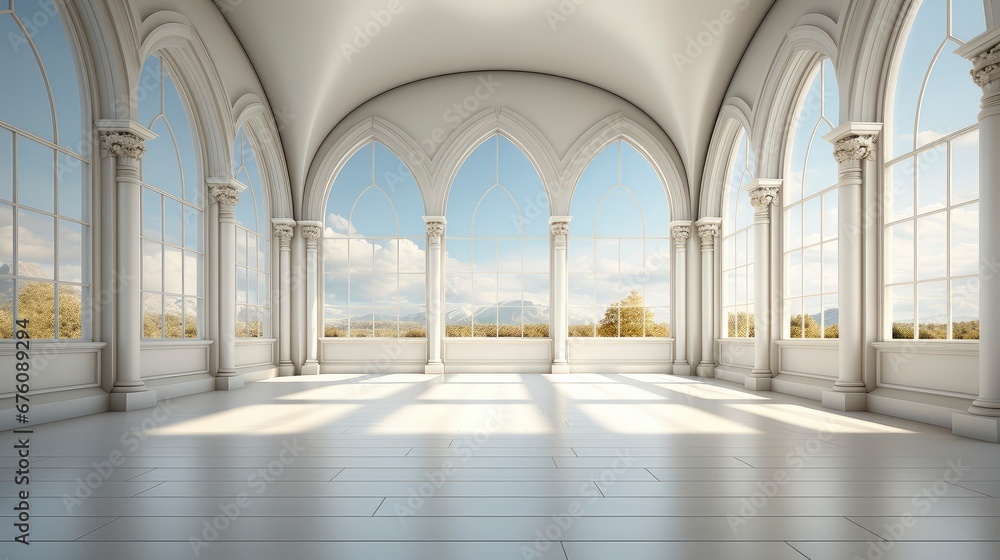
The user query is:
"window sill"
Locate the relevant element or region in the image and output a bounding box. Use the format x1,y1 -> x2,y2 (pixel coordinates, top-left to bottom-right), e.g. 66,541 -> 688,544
141,339 -> 214,349
872,340 -> 978,355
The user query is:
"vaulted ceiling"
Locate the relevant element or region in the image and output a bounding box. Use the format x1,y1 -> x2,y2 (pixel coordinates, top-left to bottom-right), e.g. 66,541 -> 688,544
215,0 -> 775,200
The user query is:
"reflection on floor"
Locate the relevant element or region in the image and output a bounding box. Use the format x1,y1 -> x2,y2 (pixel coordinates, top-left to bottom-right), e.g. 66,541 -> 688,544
4,373 -> 1000,559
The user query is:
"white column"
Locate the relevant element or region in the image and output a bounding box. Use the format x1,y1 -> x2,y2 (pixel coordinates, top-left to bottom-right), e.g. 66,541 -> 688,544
746,180 -> 781,391
696,218 -> 722,377
273,219 -> 296,376
954,30 -> 1000,441
210,181 -> 246,391
424,217 -> 446,375
670,221 -> 692,375
98,123 -> 158,411
550,217 -> 572,374
299,221 -> 323,375
822,124 -> 882,411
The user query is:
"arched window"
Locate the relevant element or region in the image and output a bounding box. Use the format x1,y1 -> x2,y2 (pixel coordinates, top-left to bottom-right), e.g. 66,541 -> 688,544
445,134 -> 549,338
569,139 -> 671,338
324,141 -> 426,338
138,54 -> 204,340
233,126 -> 269,338
783,58 -> 840,340
1,0 -> 89,340
721,129 -> 755,338
885,0 -> 984,340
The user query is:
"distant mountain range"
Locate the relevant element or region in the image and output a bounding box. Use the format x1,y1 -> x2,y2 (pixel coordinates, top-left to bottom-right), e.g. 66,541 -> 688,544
810,308 -> 839,326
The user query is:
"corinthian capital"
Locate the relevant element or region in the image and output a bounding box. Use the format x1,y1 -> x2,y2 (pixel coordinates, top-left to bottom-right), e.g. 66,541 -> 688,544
970,42 -> 1000,88
670,221 -> 692,245
99,131 -> 146,160
424,216 -> 446,237
747,180 -> 781,213
833,134 -> 879,163
697,221 -> 722,245
300,222 -> 323,241
209,183 -> 243,207
549,216 -> 572,237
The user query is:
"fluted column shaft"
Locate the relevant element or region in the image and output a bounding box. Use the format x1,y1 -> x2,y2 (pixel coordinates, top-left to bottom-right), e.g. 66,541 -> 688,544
746,180 -> 780,391
424,217 -> 446,375
696,219 -> 722,377
98,124 -> 158,411
550,217 -> 572,374
299,221 -> 323,375
273,219 -> 296,376
670,222 -> 692,375
211,182 -> 244,390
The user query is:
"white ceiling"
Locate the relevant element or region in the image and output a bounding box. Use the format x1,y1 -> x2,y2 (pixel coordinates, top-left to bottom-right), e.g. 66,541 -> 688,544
215,0 -> 775,199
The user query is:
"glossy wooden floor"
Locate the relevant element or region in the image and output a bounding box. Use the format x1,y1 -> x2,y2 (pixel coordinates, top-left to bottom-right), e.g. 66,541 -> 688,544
4,373 -> 1000,559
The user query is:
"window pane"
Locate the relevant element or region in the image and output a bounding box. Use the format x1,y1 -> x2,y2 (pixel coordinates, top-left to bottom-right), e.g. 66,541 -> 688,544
142,189 -> 162,242
0,203 -> 12,270
17,208 -> 54,278
803,196 -> 822,246
58,154 -> 86,221
822,190 -> 838,242
951,203 -> 978,277
803,245 -> 822,296
916,145 -> 947,215
916,212 -> 947,280
890,285 -> 915,339
918,280 -> 947,339
0,130 -> 11,202
142,240 -> 162,292
142,293 -> 162,338
236,267 -> 247,304
184,297 -> 199,339
17,137 -> 54,213
952,130 -> 979,205
786,251 -> 802,298
786,297 -> 803,338
785,205 -> 802,251
58,220 -> 83,283
822,241 -> 838,294
17,281 -> 54,338
887,222 -> 914,284
952,277 -> 979,340
57,285 -> 83,339
163,246 -> 182,294
163,198 -> 183,247
184,251 -> 201,297
887,159 -> 915,223
822,294 -> 839,338
164,295 -> 182,338
569,307 -> 596,337
803,296 -> 822,338
247,235 -> 258,270
350,274 -> 372,305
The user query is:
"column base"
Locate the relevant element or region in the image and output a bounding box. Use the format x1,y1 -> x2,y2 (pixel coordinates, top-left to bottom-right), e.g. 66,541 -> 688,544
952,412 -> 1000,443
109,389 -> 158,412
278,363 -> 296,377
745,375 -> 772,391
424,362 -> 445,375
696,363 -> 716,378
822,390 -> 867,411
551,362 -> 571,375
672,362 -> 692,376
215,375 -> 245,391
300,361 -> 320,376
